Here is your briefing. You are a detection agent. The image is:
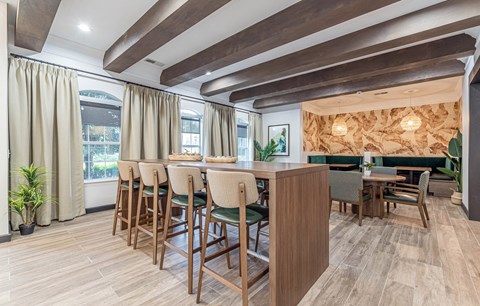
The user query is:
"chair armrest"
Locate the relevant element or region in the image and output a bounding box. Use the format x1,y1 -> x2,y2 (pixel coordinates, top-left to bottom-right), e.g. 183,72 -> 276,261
395,183 -> 419,189
382,185 -> 420,194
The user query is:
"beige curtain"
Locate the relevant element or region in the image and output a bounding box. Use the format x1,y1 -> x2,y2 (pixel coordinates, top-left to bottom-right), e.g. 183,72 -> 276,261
203,102 -> 237,157
248,112 -> 262,161
8,58 -> 85,228
120,84 -> 181,159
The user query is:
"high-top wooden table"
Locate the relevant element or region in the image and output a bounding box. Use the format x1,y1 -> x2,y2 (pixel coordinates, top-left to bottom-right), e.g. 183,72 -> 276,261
361,173 -> 406,217
135,159 -> 330,306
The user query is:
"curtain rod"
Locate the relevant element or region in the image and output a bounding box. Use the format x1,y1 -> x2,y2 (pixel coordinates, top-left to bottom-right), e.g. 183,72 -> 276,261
9,53 -> 261,115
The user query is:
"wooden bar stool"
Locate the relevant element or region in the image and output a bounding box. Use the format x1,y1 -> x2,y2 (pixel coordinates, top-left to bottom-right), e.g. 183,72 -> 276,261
159,166 -> 219,294
113,160 -> 140,246
133,162 -> 168,265
197,170 -> 269,306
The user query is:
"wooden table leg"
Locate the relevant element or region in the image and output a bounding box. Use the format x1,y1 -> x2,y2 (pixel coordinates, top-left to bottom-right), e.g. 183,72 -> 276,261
269,169 -> 329,306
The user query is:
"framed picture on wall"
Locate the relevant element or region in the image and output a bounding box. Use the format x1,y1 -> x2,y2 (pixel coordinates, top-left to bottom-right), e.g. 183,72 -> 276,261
268,124 -> 290,156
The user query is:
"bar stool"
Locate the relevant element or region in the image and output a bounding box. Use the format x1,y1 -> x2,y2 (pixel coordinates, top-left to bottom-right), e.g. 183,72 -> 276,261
197,170 -> 269,306
133,162 -> 168,264
159,166 -> 209,294
113,160 -> 141,246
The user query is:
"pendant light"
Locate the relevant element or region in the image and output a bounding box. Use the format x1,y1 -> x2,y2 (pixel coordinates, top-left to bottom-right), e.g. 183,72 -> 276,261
400,94 -> 422,131
332,102 -> 348,136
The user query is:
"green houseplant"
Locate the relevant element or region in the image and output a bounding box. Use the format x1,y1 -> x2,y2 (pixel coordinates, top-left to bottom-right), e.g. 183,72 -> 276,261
254,139 -> 278,162
9,164 -> 47,235
437,131 -> 462,205
363,162 -> 375,176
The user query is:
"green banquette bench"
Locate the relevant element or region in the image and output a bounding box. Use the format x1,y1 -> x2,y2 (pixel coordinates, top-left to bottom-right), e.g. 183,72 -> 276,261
308,155 -> 363,171
373,156 -> 452,180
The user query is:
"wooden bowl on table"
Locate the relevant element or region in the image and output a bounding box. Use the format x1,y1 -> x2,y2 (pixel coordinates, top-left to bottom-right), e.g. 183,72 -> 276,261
204,156 -> 238,163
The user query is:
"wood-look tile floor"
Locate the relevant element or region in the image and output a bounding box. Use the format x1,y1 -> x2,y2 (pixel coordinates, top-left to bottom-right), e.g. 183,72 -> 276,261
1,196 -> 480,305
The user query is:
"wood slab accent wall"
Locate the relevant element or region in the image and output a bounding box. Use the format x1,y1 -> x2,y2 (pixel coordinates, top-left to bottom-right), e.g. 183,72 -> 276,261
303,101 -> 461,156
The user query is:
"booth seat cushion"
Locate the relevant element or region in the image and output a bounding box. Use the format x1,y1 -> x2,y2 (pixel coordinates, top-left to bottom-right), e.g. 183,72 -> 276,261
378,156 -> 448,174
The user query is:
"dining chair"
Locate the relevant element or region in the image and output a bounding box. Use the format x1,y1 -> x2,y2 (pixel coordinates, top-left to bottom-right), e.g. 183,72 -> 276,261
159,166 -> 210,294
133,162 -> 168,265
380,171 -> 430,227
113,160 -> 141,246
329,170 -> 373,226
371,166 -> 398,210
197,170 -> 269,306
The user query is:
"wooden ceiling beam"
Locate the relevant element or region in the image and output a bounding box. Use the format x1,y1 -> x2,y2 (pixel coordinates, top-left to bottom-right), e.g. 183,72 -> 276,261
160,0 -> 400,86
15,0 -> 62,52
202,0 -> 480,97
253,60 -> 465,109
230,34 -> 476,103
103,0 -> 231,73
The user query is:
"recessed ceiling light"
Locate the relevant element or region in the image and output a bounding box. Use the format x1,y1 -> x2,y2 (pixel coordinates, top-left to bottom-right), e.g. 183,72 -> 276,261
78,23 -> 91,32
205,71 -> 212,76
404,89 -> 419,94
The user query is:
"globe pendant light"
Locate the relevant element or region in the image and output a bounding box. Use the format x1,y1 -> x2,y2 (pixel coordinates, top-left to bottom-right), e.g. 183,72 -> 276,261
401,95 -> 422,131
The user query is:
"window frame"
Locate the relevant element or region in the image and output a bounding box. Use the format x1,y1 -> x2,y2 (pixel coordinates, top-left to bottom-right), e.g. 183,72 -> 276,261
237,123 -> 249,161
81,98 -> 122,183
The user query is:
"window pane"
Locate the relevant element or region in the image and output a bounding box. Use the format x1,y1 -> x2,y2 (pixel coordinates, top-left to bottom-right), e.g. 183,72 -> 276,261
91,162 -> 106,179
106,145 -> 120,162
91,145 -> 106,162
88,125 -> 105,142
105,126 -> 120,142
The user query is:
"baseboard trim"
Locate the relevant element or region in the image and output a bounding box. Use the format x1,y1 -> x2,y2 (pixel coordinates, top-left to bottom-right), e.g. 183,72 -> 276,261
86,204 -> 115,214
0,233 -> 12,244
462,202 -> 469,217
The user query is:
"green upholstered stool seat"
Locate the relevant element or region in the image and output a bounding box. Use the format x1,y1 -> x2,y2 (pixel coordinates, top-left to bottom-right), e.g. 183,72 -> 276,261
143,186 -> 168,196
383,192 -> 418,203
172,195 -> 207,207
211,207 -> 263,225
121,181 -> 140,190
194,192 -> 207,201
246,204 -> 269,219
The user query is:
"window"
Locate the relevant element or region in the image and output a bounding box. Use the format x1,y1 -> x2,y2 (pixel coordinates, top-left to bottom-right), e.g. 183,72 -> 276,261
181,109 -> 201,153
81,101 -> 121,181
237,116 -> 249,161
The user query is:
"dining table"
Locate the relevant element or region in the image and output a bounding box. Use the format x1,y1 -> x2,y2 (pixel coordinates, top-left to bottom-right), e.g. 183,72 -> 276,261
352,173 -> 406,218
127,159 -> 330,306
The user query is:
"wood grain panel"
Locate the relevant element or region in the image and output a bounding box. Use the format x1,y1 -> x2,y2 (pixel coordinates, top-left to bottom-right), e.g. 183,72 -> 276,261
159,0 -> 400,86
269,169 -> 329,305
15,0 -> 62,52
230,35 -> 476,103
201,0 -> 480,96
103,0 -> 231,73
253,60 -> 465,109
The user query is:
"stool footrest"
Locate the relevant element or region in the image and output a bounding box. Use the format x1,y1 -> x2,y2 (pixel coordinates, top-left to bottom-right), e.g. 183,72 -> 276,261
205,243 -> 240,263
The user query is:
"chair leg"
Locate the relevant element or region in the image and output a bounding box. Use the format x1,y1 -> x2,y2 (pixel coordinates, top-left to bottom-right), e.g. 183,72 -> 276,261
417,203 -> 428,228
358,203 -> 363,226
133,192 -> 143,250
343,202 -> 347,212
159,197 -> 172,270
339,202 -> 343,212
198,207 -> 203,248
239,217 -> 249,306
127,187 -> 134,246
152,194 -> 159,265
254,221 -> 262,252
423,201 -> 430,220
187,203 -> 194,294
222,222 -> 232,269
196,203 -> 212,304
113,189 -> 122,236
387,202 -> 390,214
394,203 -> 397,209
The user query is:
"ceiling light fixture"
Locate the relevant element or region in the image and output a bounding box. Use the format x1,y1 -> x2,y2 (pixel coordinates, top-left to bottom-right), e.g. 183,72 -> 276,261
400,94 -> 422,131
205,71 -> 212,76
332,102 -> 348,136
78,23 -> 91,32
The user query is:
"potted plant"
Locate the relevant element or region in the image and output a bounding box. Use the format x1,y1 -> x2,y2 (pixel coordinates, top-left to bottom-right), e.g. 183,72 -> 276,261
363,162 -> 375,176
437,131 -> 462,205
9,164 -> 47,235
254,139 -> 278,162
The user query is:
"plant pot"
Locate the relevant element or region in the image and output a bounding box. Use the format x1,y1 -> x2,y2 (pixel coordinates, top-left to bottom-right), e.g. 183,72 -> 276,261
19,223 -> 35,235
364,170 -> 371,176
451,191 -> 462,205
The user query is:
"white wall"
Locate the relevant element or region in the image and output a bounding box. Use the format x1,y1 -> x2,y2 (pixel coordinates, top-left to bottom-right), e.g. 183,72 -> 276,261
0,2 -> 9,237
462,36 -> 480,210
262,109 -> 303,163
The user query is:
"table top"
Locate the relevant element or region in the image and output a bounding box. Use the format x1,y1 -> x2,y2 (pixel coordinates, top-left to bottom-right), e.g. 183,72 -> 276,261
395,166 -> 432,172
363,173 -> 407,182
131,159 -> 329,179
329,163 -> 357,168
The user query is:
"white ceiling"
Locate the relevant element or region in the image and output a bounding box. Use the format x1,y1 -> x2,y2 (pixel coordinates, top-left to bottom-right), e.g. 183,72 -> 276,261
302,76 -> 463,116
4,0 -> 478,112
